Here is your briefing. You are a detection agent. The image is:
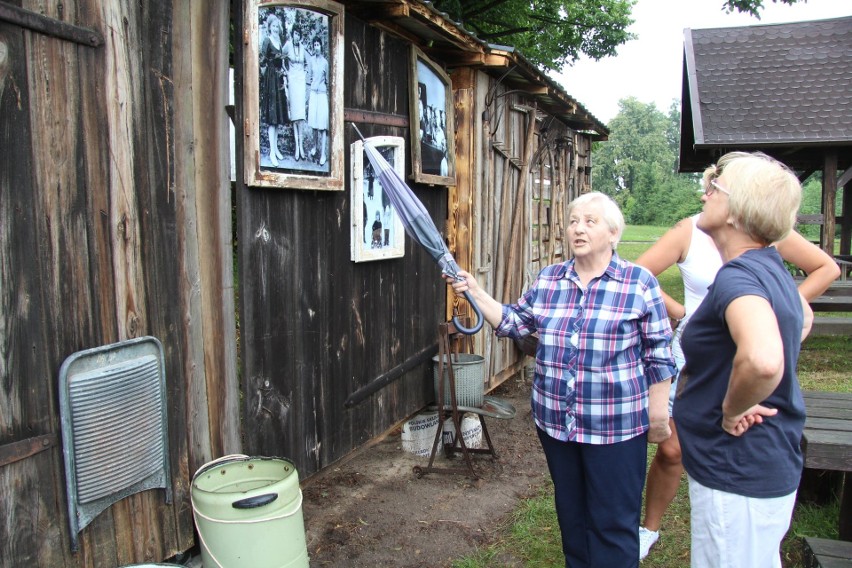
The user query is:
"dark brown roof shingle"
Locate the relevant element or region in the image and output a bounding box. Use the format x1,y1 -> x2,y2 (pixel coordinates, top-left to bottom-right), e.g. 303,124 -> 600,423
680,16 -> 852,171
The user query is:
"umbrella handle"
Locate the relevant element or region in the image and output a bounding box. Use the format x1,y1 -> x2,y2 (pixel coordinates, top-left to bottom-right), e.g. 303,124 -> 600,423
452,291 -> 485,335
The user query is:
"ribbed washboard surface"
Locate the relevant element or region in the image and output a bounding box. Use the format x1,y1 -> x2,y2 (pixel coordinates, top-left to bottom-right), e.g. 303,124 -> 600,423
69,353 -> 164,501
59,336 -> 171,551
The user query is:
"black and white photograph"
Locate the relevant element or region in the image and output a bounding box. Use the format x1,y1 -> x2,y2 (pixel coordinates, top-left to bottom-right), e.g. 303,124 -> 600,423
258,6 -> 329,173
244,0 -> 344,191
350,137 -> 405,262
409,46 -> 455,186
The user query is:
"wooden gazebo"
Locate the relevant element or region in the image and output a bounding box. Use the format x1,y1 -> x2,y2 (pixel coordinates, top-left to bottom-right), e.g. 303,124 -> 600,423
679,16 -> 852,257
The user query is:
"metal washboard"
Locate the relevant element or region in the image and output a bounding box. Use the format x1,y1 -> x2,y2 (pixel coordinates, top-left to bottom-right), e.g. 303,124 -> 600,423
58,336 -> 172,551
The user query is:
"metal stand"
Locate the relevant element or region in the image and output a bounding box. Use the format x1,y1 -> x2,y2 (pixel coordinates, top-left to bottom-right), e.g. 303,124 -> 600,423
413,321 -> 497,479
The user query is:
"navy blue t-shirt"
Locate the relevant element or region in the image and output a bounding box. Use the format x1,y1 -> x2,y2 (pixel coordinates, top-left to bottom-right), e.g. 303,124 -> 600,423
674,247 -> 805,498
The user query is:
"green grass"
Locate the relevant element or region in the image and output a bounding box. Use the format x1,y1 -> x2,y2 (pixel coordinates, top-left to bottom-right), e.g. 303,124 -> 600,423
451,226 -> 850,568
622,225 -> 670,242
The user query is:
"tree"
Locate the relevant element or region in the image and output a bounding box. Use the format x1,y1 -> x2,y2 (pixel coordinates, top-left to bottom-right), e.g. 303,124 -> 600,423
430,0 -> 636,71
429,0 -> 805,72
592,98 -> 702,226
722,0 -> 800,18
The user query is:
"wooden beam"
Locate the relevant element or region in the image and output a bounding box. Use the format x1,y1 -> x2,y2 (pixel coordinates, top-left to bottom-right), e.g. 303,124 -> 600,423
842,178 -> 851,256
838,168 -> 852,189
437,51 -> 510,68
822,152 -> 838,255
344,108 -> 409,128
0,434 -> 58,467
0,2 -> 103,47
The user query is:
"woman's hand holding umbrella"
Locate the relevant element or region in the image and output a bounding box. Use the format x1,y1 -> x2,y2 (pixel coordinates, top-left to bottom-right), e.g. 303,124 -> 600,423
352,123 -> 484,334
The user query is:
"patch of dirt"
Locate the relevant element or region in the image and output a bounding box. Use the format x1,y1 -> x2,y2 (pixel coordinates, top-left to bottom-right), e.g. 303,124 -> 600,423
301,376 -> 549,567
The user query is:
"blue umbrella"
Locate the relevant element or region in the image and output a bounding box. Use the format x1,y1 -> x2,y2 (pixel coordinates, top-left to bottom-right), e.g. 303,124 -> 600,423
352,124 -> 483,335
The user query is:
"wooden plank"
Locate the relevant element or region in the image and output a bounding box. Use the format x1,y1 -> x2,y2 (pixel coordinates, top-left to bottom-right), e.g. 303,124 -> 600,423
806,417 -> 852,433
0,2 -> 103,47
0,434 -> 58,467
0,19 -> 72,566
809,296 -> 852,312
449,67 -> 475,324
808,315 -> 852,335
802,430 -> 852,471
803,537 -> 852,568
804,391 -> 852,402
807,407 -> 852,421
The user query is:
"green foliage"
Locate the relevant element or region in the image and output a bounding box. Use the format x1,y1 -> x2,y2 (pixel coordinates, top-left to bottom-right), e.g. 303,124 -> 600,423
592,98 -> 702,226
722,0 -> 799,18
430,0 -> 637,71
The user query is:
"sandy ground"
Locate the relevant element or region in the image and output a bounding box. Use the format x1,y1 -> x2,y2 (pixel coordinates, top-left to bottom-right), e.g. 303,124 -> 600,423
300,376 -> 550,567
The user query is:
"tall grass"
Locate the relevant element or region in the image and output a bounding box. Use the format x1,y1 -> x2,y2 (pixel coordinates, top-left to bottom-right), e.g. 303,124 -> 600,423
451,226 -> 849,568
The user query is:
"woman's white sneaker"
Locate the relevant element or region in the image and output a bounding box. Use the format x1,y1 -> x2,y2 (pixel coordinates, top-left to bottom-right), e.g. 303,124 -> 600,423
639,526 -> 659,560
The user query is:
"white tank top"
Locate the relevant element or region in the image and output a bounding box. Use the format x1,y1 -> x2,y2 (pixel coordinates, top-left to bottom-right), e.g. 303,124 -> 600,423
678,214 -> 723,325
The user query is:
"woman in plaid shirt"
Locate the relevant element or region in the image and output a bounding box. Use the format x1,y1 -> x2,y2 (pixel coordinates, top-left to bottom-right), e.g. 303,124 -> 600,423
448,192 -> 676,567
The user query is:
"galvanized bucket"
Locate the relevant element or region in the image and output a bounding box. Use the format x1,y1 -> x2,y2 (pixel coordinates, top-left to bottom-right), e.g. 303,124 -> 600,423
432,353 -> 485,408
191,455 -> 308,568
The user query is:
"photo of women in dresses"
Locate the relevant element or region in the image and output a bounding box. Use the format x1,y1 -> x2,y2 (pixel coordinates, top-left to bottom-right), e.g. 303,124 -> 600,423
307,35 -> 329,168
259,13 -> 288,168
257,6 -> 330,174
415,60 -> 451,178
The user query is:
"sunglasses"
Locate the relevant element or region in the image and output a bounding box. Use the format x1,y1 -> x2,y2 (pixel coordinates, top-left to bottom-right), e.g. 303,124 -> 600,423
704,179 -> 730,197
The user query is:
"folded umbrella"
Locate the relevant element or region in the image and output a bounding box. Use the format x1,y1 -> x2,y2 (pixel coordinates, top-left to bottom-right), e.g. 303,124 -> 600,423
352,123 -> 483,335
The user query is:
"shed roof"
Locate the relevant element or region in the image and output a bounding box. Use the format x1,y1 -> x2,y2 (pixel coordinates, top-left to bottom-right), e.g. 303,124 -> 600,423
342,0 -> 608,138
679,16 -> 852,172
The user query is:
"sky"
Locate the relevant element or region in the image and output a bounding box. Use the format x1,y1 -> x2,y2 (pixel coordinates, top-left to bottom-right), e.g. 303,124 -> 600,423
551,0 -> 851,124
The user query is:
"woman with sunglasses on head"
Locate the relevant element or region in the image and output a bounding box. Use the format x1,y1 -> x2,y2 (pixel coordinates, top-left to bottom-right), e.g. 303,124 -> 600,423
671,151 -> 825,567
634,154 -> 838,561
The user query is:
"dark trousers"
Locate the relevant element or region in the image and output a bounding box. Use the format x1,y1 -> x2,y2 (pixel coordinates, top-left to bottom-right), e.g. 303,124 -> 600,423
537,428 -> 647,568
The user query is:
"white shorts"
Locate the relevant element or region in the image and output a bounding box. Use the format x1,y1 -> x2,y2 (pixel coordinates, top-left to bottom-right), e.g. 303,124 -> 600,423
687,474 -> 796,568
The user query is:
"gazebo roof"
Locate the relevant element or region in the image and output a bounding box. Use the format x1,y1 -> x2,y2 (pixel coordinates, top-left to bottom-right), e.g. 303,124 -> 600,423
679,16 -> 852,173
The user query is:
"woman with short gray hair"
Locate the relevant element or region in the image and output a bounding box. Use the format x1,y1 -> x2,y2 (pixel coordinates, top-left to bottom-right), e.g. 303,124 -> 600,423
447,191 -> 675,567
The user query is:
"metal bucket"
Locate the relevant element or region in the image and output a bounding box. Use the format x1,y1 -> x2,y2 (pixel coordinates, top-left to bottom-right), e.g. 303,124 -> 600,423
191,455 -> 308,568
432,353 -> 485,408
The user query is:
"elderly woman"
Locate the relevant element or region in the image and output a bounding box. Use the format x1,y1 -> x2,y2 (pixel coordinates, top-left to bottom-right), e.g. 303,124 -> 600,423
447,192 -> 675,567
675,152 -> 814,567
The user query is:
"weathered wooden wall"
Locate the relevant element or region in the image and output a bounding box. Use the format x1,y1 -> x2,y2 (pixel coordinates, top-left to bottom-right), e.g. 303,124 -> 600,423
0,1 -> 237,565
236,12 -> 445,478
465,72 -> 592,389
234,4 -> 600,479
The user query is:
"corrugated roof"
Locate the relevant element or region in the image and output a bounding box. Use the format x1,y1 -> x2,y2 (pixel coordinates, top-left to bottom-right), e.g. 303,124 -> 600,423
680,16 -> 852,171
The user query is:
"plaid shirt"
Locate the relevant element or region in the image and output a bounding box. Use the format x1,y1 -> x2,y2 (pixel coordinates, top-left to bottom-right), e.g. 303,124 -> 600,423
496,254 -> 676,444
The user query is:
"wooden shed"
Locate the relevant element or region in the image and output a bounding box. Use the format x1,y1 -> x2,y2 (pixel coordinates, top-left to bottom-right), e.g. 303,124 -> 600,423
233,0 -> 607,482
0,0 -> 605,564
0,1 -> 235,565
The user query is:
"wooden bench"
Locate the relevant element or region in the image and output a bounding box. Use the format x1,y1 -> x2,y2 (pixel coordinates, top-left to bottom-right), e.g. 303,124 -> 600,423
801,280 -> 852,334
803,536 -> 852,567
802,392 -> 852,542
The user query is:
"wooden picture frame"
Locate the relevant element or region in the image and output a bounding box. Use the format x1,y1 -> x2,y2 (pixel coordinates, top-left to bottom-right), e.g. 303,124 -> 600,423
409,46 -> 456,186
244,0 -> 344,190
350,137 -> 406,262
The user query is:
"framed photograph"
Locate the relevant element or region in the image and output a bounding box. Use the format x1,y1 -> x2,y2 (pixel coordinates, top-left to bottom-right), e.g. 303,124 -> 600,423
350,136 -> 406,262
243,0 -> 344,190
409,46 -> 456,186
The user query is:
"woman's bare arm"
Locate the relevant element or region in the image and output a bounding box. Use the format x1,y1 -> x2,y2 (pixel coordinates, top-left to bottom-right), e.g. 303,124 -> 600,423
775,231 -> 840,301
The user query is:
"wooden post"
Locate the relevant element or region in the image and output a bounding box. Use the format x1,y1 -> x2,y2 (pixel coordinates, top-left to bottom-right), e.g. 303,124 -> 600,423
841,176 -> 851,256
502,104 -> 537,303
822,152 -> 838,255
